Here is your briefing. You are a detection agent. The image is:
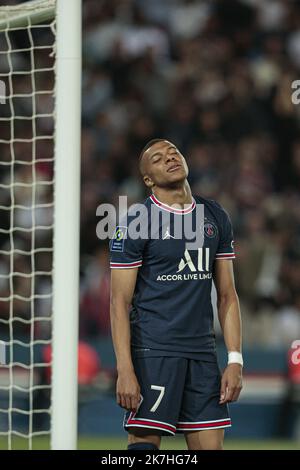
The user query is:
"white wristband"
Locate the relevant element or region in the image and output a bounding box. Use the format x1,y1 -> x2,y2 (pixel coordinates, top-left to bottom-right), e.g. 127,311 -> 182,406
228,351 -> 243,367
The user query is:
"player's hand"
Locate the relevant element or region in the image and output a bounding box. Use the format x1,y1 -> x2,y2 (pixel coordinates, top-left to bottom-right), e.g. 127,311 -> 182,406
219,363 -> 243,404
116,369 -> 141,412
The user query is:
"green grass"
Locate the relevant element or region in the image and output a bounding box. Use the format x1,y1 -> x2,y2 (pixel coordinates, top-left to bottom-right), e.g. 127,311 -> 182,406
0,436 -> 299,450
78,437 -> 300,450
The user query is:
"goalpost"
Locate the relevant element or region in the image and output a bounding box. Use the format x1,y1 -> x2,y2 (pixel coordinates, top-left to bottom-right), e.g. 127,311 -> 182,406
0,0 -> 82,450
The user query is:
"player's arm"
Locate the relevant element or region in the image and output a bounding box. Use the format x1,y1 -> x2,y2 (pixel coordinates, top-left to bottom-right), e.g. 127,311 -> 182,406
213,259 -> 243,404
110,267 -> 141,412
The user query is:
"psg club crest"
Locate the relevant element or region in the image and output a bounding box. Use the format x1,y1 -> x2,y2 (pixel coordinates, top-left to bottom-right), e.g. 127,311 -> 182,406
203,221 -> 218,239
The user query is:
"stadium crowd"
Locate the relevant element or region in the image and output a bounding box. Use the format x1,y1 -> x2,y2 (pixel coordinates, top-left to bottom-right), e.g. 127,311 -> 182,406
1,0 -> 300,348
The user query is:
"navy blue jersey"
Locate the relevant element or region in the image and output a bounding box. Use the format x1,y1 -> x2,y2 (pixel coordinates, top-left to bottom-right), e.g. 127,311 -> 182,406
110,194 -> 235,359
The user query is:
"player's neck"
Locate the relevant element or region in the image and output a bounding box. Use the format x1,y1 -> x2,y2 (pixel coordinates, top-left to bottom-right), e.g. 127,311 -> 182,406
152,183 -> 193,209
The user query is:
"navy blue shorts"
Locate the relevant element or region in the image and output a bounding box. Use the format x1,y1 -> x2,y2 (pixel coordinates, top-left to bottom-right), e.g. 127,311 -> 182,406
123,355 -> 231,436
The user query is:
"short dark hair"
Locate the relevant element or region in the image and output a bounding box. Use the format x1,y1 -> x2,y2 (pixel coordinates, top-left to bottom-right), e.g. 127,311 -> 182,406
139,138 -> 166,162
139,138 -> 167,176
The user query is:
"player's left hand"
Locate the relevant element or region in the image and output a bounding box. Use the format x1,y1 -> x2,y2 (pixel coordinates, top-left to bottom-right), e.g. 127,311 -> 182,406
219,363 -> 243,404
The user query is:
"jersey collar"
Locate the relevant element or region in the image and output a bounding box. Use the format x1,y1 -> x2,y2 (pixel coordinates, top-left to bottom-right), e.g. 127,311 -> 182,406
150,194 -> 196,215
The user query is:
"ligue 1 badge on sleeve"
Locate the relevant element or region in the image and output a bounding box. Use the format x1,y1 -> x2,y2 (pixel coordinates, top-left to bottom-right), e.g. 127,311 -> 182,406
111,226 -> 128,252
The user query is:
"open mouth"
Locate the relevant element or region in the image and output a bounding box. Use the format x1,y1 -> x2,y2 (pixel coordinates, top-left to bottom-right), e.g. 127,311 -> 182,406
167,164 -> 182,173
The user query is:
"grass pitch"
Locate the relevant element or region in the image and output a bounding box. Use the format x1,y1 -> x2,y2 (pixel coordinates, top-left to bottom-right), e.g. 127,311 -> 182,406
0,436 -> 299,450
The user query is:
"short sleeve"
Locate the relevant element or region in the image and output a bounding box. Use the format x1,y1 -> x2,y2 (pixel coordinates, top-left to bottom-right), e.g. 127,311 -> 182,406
215,208 -> 235,261
109,221 -> 146,269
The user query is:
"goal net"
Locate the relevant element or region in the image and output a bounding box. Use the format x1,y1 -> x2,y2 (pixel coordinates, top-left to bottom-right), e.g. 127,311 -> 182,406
0,0 -> 56,450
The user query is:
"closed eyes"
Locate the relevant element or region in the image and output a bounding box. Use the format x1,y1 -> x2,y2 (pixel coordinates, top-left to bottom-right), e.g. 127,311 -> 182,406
150,147 -> 178,163
151,155 -> 162,163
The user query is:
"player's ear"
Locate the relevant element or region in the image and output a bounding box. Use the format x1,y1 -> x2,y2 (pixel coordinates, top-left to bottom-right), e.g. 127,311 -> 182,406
143,174 -> 154,188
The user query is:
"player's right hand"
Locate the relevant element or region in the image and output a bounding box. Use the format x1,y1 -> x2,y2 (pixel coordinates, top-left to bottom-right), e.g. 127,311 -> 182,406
116,370 -> 141,412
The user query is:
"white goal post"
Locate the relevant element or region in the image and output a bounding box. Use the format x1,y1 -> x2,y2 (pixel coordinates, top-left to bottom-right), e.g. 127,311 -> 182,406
0,0 -> 82,450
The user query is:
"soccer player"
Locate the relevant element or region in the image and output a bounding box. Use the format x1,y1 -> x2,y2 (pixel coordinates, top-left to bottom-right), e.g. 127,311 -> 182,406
109,139 -> 243,450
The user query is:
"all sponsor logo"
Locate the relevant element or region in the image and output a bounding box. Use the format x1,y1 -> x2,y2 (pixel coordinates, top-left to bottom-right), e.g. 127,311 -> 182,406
157,248 -> 212,281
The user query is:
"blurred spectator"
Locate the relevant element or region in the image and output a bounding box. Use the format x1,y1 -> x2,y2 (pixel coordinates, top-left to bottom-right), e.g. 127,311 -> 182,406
80,245 -> 110,338
43,341 -> 101,386
279,344 -> 300,438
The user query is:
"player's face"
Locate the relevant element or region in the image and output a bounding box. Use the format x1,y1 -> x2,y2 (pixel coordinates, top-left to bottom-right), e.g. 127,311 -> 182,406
142,141 -> 189,189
